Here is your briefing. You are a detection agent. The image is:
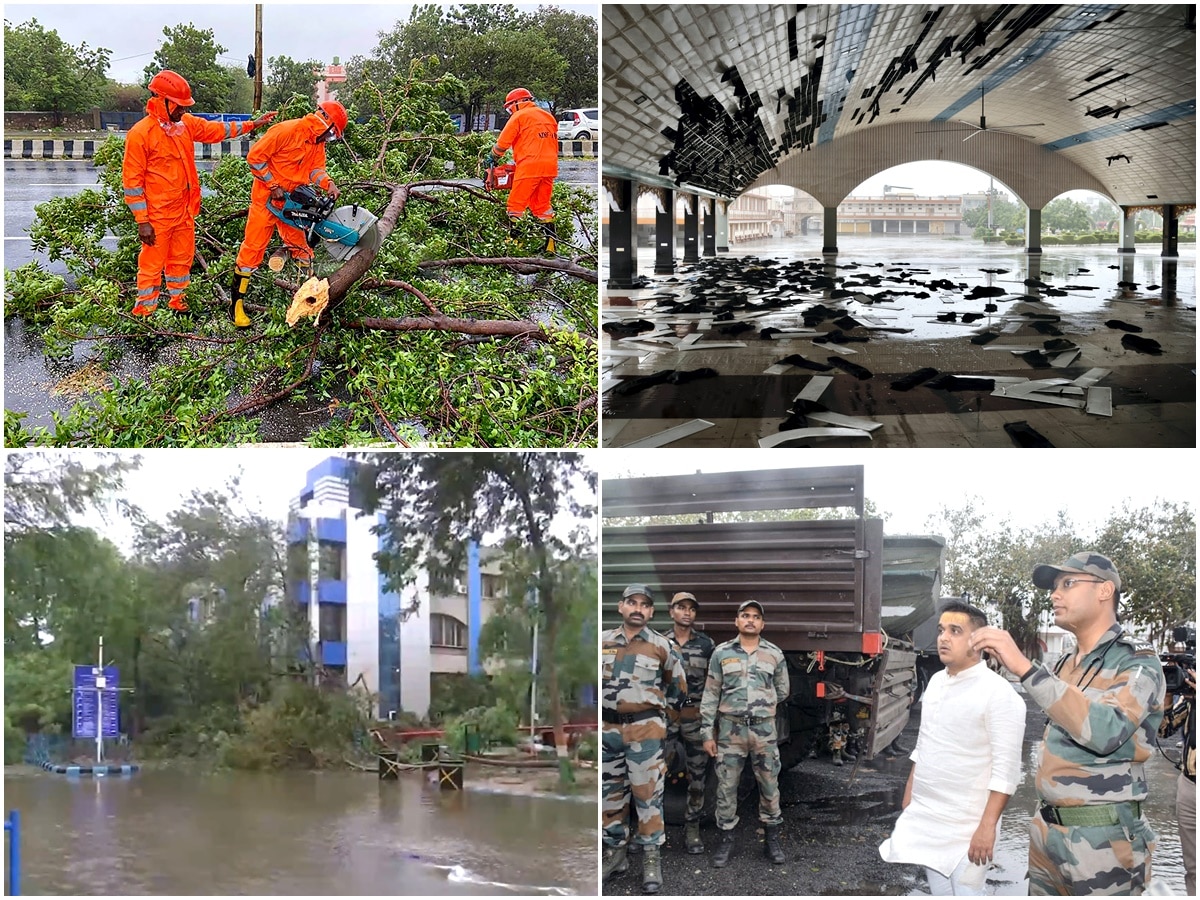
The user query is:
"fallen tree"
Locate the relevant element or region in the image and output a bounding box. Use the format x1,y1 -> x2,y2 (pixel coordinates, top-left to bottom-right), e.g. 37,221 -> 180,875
4,66 -> 597,448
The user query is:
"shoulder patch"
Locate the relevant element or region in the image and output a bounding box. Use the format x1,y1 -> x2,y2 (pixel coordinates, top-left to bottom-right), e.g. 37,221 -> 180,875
1117,634 -> 1159,656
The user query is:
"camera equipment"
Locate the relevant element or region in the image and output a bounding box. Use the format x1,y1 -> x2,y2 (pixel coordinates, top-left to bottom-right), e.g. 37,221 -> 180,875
1161,623 -> 1196,695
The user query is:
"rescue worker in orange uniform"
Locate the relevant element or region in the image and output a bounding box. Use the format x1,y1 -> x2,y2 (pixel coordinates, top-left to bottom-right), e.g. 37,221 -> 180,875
230,101 -> 348,328
489,88 -> 559,252
122,70 -> 275,317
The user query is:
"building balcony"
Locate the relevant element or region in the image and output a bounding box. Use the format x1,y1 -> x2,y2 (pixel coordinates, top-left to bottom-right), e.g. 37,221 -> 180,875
290,581 -> 311,605
315,517 -> 346,543
287,520 -> 309,544
317,580 -> 347,605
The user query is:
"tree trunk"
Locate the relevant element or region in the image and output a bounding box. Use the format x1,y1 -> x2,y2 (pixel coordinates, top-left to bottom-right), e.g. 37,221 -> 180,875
545,597 -> 575,787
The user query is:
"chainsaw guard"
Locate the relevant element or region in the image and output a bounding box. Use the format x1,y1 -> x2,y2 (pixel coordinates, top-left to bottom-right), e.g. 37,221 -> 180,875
321,205 -> 381,262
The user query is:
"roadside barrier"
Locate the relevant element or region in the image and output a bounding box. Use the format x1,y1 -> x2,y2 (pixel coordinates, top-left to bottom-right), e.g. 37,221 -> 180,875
4,138 -> 598,160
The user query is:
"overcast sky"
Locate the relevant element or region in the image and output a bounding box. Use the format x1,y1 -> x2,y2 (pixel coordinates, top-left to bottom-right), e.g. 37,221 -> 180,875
7,2 -> 597,85
599,449 -> 1196,539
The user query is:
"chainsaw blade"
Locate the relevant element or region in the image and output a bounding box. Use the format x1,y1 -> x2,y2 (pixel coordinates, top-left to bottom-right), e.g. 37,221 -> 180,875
321,205 -> 381,262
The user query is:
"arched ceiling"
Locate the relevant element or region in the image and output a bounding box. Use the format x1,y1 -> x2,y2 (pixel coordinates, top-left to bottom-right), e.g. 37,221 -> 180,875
602,4 -> 1196,208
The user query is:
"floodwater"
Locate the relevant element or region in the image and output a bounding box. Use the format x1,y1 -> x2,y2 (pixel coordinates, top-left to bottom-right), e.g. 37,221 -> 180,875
2,768 -> 597,895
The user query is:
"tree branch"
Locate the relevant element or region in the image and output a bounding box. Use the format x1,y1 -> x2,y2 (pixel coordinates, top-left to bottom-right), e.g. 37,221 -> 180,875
418,256 -> 598,284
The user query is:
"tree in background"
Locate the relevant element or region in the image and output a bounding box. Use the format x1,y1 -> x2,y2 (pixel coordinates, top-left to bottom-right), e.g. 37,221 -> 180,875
143,24 -> 236,112
4,451 -> 137,535
534,6 -> 598,112
963,196 -> 1027,234
3,18 -> 111,120
263,55 -> 321,109
223,64 -> 254,114
102,82 -> 148,113
356,451 -> 596,786
1041,197 -> 1093,233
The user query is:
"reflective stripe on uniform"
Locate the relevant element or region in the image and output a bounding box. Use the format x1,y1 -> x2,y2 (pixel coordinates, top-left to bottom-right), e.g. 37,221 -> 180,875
309,168 -> 326,182
127,201 -> 147,212
124,187 -> 144,197
137,285 -> 157,298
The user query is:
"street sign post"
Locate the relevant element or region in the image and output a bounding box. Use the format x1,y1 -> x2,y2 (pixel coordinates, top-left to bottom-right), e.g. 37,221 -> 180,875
72,637 -> 132,764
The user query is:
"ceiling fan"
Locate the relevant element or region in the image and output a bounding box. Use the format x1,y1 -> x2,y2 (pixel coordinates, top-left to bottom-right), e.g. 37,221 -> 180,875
917,83 -> 1045,142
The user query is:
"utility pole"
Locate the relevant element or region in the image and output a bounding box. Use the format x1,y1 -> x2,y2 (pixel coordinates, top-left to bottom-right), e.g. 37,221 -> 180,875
987,175 -> 994,232
254,5 -> 264,112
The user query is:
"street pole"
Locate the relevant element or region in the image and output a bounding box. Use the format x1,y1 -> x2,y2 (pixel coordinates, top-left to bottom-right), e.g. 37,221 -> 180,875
254,5 -> 264,112
96,636 -> 104,764
988,175 -> 994,233
529,589 -> 539,735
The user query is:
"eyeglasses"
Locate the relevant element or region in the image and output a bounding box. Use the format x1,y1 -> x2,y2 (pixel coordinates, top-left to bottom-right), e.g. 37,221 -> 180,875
1053,577 -> 1105,591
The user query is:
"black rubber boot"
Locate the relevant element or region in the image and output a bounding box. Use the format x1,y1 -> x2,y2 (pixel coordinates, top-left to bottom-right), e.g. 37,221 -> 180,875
641,845 -> 662,894
229,273 -> 252,328
684,820 -> 704,854
538,218 -> 557,254
710,829 -> 735,868
764,825 -> 785,865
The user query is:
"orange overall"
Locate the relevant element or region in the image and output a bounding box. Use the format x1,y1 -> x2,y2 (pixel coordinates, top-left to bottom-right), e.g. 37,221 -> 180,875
495,104 -> 559,221
122,98 -> 259,314
235,113 -> 334,279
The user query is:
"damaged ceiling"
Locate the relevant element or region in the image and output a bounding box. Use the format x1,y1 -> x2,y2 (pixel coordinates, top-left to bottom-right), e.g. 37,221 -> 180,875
602,4 -> 1196,207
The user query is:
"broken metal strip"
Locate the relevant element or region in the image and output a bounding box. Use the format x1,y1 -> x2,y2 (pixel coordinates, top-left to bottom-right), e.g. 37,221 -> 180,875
618,419 -> 716,449
763,363 -> 793,375
758,427 -> 873,448
1086,387 -> 1113,417
1049,349 -> 1082,368
795,376 -> 834,403
821,343 -> 859,355
676,342 -> 747,351
679,333 -> 704,346
1073,368 -> 1111,388
806,411 -> 884,432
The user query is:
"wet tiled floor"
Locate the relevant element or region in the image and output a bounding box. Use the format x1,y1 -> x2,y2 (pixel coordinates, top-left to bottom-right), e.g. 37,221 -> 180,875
601,236 -> 1195,448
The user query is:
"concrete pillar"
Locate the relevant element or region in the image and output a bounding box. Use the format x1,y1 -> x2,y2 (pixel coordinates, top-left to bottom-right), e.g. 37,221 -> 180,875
716,200 -> 730,252
1119,254 -> 1136,287
606,177 -> 638,289
1160,259 -> 1178,303
1024,256 -> 1043,299
702,198 -> 717,256
1162,204 -> 1179,257
682,195 -> 700,264
822,206 -> 838,254
1025,207 -> 1042,254
654,188 -> 675,275
1118,206 -> 1136,253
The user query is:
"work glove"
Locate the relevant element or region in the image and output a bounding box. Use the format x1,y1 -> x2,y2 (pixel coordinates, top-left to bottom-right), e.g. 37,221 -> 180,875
253,111 -> 278,129
270,185 -> 286,204
137,222 -> 156,246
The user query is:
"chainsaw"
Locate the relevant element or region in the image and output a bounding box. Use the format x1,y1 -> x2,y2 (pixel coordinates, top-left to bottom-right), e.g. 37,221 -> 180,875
484,161 -> 516,191
265,184 -> 380,263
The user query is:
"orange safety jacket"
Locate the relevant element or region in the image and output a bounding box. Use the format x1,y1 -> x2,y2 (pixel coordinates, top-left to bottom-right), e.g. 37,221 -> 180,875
245,113 -> 333,198
123,97 -> 258,227
495,103 -> 559,177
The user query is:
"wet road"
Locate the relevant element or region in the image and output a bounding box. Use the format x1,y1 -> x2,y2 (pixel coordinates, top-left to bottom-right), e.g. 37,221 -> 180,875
602,690 -> 1190,896
4,767 -> 596,895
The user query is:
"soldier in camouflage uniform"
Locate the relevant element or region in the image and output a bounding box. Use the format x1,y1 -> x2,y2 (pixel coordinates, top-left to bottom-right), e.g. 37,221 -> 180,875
662,591 -> 716,854
602,583 -> 688,894
700,599 -> 790,868
971,552 -> 1166,896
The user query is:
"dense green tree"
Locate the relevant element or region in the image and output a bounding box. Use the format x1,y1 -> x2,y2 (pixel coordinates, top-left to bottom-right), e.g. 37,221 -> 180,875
102,81 -> 148,112
356,451 -> 596,785
4,451 -> 138,534
143,24 -> 236,112
1042,197 -> 1093,233
532,6 -> 598,111
3,18 -> 111,119
263,54 -> 320,109
963,195 -> 1026,232
223,64 -> 255,114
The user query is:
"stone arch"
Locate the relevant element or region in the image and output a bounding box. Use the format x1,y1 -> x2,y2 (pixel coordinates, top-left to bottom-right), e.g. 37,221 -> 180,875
751,121 -> 1113,210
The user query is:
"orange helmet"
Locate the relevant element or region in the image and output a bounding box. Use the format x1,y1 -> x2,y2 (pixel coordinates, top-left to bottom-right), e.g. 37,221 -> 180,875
318,101 -> 349,137
148,70 -> 195,106
504,88 -> 533,110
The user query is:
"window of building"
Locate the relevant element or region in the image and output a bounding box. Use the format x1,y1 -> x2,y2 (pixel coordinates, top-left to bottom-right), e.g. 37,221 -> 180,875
481,573 -> 503,600
319,603 -> 346,643
317,540 -> 344,581
431,613 -> 468,649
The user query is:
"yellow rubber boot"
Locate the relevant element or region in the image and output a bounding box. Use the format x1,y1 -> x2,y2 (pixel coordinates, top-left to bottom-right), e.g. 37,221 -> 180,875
230,274 -> 253,328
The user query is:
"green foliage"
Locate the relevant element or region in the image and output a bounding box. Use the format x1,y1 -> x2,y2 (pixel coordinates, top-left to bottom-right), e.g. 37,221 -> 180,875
442,703 -> 519,752
143,24 -> 235,112
1042,197 -> 1093,233
3,17 -> 111,114
4,67 -> 597,447
5,715 -> 26,764
263,55 -> 321,109
429,672 -> 498,722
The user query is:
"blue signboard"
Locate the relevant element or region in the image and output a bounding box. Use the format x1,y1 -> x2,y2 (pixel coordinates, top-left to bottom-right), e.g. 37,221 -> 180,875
72,665 -> 120,739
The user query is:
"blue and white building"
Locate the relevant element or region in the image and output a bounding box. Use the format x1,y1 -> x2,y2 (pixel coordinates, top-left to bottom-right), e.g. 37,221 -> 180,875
286,457 -> 502,720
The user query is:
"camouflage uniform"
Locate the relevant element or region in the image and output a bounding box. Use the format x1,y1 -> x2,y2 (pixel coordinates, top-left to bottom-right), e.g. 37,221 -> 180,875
664,626 -> 716,822
700,637 -> 790,829
1020,623 -> 1166,895
602,625 -> 688,849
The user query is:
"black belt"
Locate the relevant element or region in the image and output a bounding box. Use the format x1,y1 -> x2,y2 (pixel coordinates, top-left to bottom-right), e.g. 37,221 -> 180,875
722,713 -> 773,725
603,708 -> 664,725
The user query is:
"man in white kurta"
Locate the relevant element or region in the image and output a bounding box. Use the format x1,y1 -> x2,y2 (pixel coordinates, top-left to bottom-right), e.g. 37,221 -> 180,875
880,601 -> 1026,895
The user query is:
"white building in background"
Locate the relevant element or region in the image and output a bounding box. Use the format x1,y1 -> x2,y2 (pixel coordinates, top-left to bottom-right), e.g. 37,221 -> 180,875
287,457 -> 504,719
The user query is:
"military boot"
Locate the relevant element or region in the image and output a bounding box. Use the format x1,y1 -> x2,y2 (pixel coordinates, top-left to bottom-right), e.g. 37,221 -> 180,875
229,272 -> 252,328
710,829 -> 735,868
764,825 -> 785,865
602,845 -> 628,880
641,845 -> 662,894
684,820 -> 704,855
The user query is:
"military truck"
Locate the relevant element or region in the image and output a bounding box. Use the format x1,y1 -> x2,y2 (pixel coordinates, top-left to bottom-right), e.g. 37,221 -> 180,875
602,464 -> 946,803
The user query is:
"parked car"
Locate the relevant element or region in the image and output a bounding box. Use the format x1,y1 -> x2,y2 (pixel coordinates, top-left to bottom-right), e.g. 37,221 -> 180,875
557,108 -> 599,141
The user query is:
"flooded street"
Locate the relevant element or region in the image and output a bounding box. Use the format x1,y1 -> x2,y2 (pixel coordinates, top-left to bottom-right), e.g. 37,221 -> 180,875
603,690 -> 1189,896
4,767 -> 597,895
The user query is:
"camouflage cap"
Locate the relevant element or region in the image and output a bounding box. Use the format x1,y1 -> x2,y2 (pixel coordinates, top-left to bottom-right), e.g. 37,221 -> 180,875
1032,551 -> 1121,592
737,599 -> 765,615
622,583 -> 653,601
671,591 -> 699,610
